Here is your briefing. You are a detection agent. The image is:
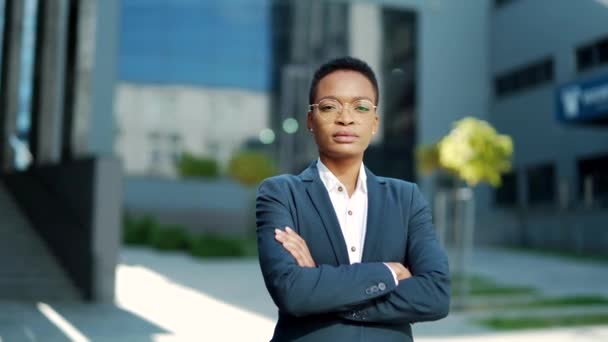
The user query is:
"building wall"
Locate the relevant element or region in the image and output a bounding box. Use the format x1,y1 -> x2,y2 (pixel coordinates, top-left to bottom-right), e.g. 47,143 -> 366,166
0,0 -> 123,301
469,0 -> 608,251
272,0 -> 490,180
339,0 -> 491,186
345,0 -> 491,146
123,176 -> 254,236
356,0 -> 608,252
488,0 -> 608,210
116,0 -> 272,177
115,84 -> 269,177
349,3 -> 383,143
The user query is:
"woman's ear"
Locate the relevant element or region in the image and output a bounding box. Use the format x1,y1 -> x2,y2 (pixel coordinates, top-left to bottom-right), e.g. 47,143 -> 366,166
307,111 -> 314,132
373,114 -> 379,134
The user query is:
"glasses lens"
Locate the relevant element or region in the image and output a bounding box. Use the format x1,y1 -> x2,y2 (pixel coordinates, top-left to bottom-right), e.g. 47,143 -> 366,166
352,100 -> 374,113
317,99 -> 341,114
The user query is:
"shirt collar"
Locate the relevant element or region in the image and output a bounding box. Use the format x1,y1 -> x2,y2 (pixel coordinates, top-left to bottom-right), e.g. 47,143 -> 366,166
317,158 -> 367,194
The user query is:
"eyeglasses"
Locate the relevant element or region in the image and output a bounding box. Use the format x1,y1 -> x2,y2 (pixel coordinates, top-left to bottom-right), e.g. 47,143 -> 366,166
309,98 -> 377,120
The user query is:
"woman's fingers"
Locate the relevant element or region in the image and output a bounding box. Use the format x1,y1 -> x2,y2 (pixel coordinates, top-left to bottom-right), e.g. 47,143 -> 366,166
275,227 -> 315,267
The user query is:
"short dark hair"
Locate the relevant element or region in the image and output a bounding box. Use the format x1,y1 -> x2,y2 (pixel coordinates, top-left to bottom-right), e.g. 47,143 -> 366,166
308,56 -> 379,106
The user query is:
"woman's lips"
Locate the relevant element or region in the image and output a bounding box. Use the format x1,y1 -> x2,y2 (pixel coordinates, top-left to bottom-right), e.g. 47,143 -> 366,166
332,132 -> 358,143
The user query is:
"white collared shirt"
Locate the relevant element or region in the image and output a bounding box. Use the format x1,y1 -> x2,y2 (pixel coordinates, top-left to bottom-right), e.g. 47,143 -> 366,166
317,159 -> 368,264
317,159 -> 398,284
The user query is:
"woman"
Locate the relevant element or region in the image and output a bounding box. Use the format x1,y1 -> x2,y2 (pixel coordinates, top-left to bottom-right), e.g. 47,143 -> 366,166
256,56 -> 450,342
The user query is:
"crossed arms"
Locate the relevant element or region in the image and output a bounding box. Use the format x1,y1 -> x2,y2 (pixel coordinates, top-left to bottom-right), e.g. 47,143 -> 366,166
256,179 -> 450,324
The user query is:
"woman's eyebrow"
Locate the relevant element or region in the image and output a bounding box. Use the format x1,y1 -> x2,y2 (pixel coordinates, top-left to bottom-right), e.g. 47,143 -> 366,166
352,96 -> 374,101
317,95 -> 374,102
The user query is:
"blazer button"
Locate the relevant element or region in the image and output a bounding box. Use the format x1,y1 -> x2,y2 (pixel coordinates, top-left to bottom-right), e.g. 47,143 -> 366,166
378,282 -> 386,291
371,285 -> 379,293
365,288 -> 373,295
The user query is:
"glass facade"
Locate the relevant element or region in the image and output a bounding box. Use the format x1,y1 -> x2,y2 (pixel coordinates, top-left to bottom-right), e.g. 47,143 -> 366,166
118,0 -> 271,91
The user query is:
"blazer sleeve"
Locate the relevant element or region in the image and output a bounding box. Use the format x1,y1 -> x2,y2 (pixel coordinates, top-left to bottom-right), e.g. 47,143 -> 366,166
256,178 -> 398,317
340,183 -> 450,324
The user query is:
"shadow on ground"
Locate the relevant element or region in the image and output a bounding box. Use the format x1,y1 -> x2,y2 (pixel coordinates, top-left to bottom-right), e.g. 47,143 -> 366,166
0,301 -> 168,342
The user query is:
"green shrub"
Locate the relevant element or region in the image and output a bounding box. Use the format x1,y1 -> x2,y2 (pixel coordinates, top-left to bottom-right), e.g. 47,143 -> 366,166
177,152 -> 220,179
227,151 -> 277,186
189,234 -> 246,258
123,214 -> 257,258
123,214 -> 160,245
149,225 -> 190,251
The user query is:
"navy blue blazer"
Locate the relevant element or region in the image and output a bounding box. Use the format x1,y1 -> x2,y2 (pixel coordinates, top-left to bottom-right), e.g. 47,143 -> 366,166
256,162 -> 450,342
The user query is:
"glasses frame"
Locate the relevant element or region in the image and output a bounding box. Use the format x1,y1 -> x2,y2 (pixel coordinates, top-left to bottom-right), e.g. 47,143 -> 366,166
308,99 -> 378,120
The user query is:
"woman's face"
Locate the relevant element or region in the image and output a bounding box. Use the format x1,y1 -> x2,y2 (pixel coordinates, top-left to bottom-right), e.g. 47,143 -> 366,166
307,70 -> 379,160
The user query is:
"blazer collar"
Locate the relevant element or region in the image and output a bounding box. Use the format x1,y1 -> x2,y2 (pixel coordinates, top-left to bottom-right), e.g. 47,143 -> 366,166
298,160 -> 386,185
299,161 -> 387,264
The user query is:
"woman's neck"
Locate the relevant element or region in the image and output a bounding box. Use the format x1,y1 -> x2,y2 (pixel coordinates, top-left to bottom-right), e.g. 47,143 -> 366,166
319,155 -> 363,196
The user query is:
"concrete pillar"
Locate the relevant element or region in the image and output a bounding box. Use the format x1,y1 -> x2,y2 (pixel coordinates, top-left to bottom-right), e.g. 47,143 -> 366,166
0,0 -> 25,172
92,156 -> 122,302
32,0 -> 69,165
349,3 -> 383,144
70,0 -> 118,158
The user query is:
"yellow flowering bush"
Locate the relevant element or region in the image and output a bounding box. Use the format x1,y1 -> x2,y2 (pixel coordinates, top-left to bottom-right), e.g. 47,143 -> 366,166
415,143 -> 440,176
438,117 -> 513,187
416,117 -> 513,188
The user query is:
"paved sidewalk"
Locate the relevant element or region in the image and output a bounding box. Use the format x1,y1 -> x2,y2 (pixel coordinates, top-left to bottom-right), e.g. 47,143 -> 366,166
0,246 -> 606,341
470,247 -> 608,297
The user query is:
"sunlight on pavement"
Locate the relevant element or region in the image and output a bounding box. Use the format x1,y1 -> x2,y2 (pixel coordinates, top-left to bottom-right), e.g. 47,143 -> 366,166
114,256 -> 608,342
115,264 -> 275,341
418,325 -> 608,342
37,303 -> 90,342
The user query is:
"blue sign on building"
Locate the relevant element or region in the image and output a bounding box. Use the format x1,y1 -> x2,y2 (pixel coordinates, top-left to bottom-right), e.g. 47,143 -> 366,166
556,73 -> 608,125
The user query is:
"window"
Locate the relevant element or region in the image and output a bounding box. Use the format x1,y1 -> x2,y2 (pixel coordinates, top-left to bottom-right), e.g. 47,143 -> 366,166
494,0 -> 517,8
169,133 -> 182,164
495,171 -> 518,207
598,39 -> 608,64
494,58 -> 554,98
576,35 -> 608,72
526,163 -> 555,205
577,153 -> 608,206
146,131 -> 183,176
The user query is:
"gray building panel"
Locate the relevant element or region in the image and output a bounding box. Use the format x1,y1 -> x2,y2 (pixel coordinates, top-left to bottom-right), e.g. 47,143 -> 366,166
478,0 -> 608,252
490,0 -> 608,194
492,0 -> 608,76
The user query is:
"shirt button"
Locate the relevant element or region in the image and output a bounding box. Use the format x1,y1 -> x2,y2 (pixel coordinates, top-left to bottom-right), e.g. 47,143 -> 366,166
348,210 -> 353,215
351,246 -> 356,252
338,186 -> 343,192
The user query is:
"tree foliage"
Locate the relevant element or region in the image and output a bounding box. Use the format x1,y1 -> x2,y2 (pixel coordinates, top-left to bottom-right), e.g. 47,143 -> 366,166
416,117 -> 513,188
228,151 -> 277,186
176,152 -> 220,179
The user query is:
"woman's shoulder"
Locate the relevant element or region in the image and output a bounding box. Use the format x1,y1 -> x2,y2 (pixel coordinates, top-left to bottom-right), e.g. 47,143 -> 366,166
377,176 -> 418,191
257,173 -> 302,192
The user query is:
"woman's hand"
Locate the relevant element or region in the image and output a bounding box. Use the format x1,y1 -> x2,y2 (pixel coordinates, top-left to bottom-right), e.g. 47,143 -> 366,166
275,227 -> 317,267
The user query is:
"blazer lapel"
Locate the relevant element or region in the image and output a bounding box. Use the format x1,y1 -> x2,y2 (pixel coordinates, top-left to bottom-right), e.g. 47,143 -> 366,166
361,168 -> 387,262
300,162 -> 350,265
